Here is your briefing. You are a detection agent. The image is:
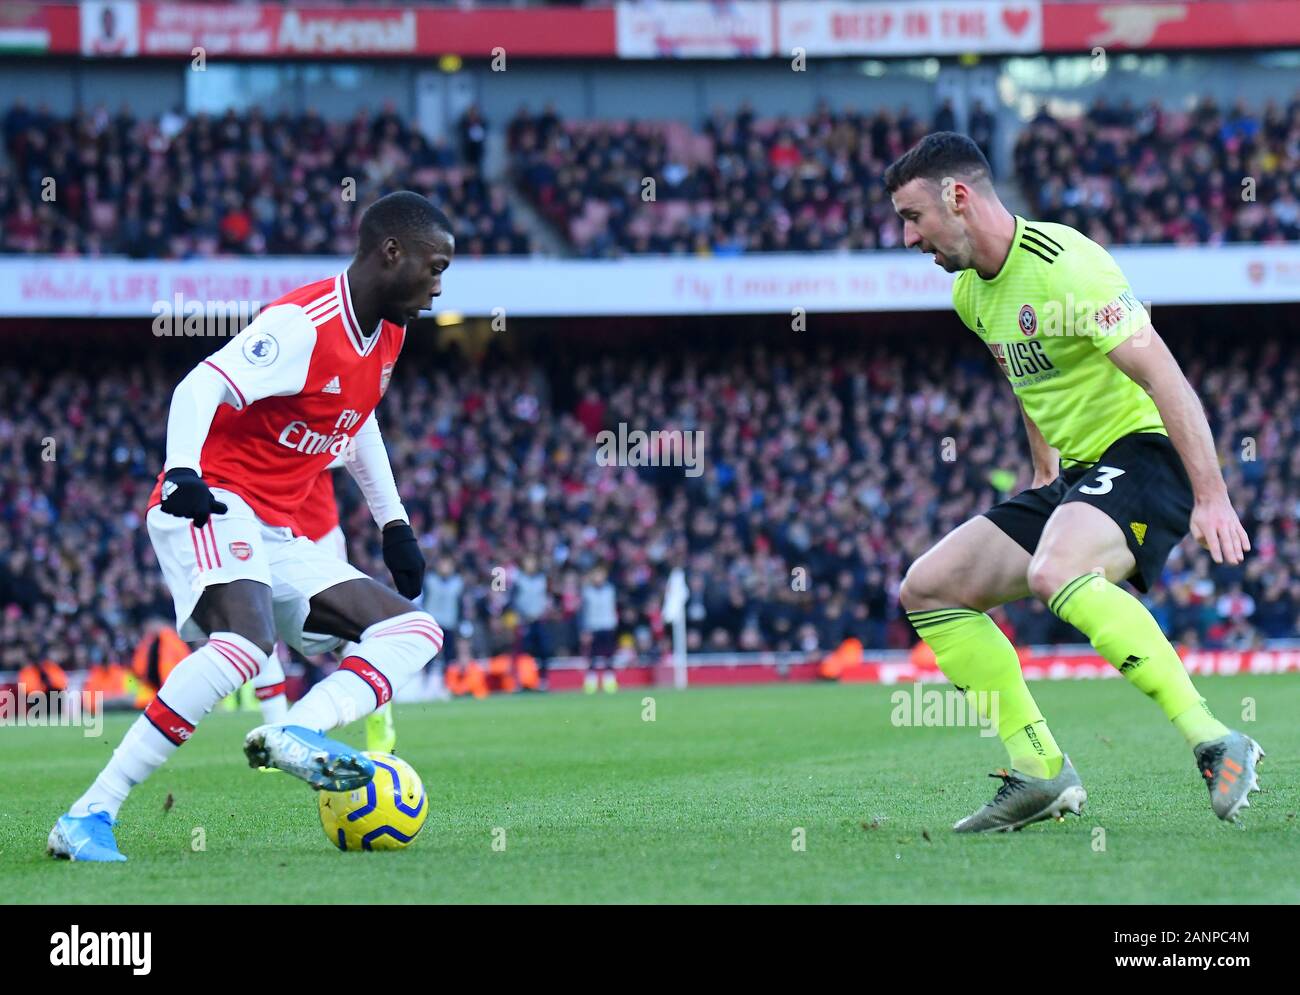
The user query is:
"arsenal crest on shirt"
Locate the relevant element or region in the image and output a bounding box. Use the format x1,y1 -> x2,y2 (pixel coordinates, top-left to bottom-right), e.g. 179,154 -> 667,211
380,362 -> 394,396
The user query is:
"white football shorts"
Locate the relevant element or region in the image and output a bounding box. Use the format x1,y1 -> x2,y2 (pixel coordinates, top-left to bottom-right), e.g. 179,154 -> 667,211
312,523 -> 348,563
147,487 -> 365,655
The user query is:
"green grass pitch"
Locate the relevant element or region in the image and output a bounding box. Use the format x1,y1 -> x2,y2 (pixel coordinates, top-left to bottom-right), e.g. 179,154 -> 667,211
3,676 -> 1297,904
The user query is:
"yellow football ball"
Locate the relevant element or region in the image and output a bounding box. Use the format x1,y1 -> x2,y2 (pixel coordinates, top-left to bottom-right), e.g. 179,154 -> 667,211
318,752 -> 428,851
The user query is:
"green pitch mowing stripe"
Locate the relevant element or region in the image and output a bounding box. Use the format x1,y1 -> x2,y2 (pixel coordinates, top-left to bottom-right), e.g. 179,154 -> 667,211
2,676 -> 1297,904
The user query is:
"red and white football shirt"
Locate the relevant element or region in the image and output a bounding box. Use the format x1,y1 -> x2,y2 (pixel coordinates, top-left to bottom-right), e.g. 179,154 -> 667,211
147,272 -> 403,529
297,469 -> 341,543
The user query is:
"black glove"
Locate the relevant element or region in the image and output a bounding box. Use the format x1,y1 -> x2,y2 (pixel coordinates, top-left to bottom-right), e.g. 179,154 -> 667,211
382,522 -> 425,599
160,468 -> 228,527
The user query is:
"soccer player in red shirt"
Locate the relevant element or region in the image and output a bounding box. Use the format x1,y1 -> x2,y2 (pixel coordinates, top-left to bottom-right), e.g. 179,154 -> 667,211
49,192 -> 451,862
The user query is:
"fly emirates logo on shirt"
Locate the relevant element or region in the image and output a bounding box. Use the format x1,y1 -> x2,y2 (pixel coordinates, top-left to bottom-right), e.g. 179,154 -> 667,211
277,408 -> 363,457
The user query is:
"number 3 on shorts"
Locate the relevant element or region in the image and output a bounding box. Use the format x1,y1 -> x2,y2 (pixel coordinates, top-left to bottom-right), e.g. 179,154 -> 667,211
1079,465 -> 1125,495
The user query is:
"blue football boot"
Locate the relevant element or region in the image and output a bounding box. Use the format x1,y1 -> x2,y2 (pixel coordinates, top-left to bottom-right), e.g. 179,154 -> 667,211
48,810 -> 128,862
243,724 -> 375,791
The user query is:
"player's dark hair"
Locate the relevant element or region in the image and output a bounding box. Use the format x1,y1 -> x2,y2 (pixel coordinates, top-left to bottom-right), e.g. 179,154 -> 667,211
883,132 -> 993,194
357,191 -> 454,255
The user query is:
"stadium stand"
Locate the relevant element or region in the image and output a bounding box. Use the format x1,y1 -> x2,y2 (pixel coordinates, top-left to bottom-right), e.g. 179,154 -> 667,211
0,103 -> 534,258
1014,94 -> 1300,246
7,95 -> 1299,259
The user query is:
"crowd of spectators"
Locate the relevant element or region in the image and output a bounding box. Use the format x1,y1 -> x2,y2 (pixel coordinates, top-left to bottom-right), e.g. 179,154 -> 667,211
8,93 -> 1300,258
1014,94 -> 1300,246
2,331 -> 1297,679
509,100 -> 984,256
513,92 -> 1300,256
1,102 -> 533,258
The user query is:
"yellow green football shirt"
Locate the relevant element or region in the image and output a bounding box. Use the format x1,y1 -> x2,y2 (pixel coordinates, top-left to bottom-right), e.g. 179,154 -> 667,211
952,215 -> 1165,468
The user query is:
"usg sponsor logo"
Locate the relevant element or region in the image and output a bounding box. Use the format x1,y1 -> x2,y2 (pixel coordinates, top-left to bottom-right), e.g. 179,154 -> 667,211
50,926 -> 151,975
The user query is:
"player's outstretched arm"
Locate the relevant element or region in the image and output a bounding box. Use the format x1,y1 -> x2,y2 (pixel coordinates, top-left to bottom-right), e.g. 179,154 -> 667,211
1017,398 -> 1059,488
343,412 -> 424,598
1106,327 -> 1250,565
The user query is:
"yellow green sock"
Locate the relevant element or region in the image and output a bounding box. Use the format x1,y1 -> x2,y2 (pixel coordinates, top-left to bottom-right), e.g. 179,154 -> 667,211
1048,573 -> 1230,747
365,702 -> 397,753
907,608 -> 1064,779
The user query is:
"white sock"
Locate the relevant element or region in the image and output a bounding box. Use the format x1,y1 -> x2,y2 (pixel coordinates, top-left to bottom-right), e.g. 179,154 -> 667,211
285,611 -> 441,732
257,691 -> 288,724
69,632 -> 269,820
253,647 -> 289,723
70,714 -> 173,819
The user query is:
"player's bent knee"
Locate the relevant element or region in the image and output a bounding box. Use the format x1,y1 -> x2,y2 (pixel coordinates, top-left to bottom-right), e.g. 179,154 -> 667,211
900,560 -> 957,612
1026,555 -> 1074,605
898,569 -> 928,612
204,617 -> 274,657
194,581 -> 276,655
349,611 -> 444,698
227,619 -> 275,658
243,632 -> 276,657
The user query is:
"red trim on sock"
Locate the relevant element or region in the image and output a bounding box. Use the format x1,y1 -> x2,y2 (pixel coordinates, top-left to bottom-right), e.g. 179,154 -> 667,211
221,639 -> 261,677
209,638 -> 262,679
254,682 -> 286,700
144,696 -> 195,746
208,640 -> 251,681
339,656 -> 392,706
371,622 -> 444,651
370,618 -> 439,636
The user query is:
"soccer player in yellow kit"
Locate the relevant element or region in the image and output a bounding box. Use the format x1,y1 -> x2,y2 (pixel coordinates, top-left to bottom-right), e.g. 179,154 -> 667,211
886,133 -> 1263,832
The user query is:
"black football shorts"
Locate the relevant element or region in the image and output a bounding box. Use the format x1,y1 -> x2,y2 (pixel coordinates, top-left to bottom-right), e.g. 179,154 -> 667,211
983,432 -> 1194,593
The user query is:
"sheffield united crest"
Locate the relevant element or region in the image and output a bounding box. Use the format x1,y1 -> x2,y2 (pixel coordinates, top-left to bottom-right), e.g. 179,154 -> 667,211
1018,304 -> 1037,336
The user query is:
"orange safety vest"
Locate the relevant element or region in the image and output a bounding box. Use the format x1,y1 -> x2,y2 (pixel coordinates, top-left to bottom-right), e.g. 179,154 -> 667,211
514,654 -> 540,691
132,627 -> 190,708
82,662 -> 134,713
446,661 -> 489,699
908,638 -> 938,670
818,638 -> 865,680
487,654 -> 517,694
18,660 -> 69,695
